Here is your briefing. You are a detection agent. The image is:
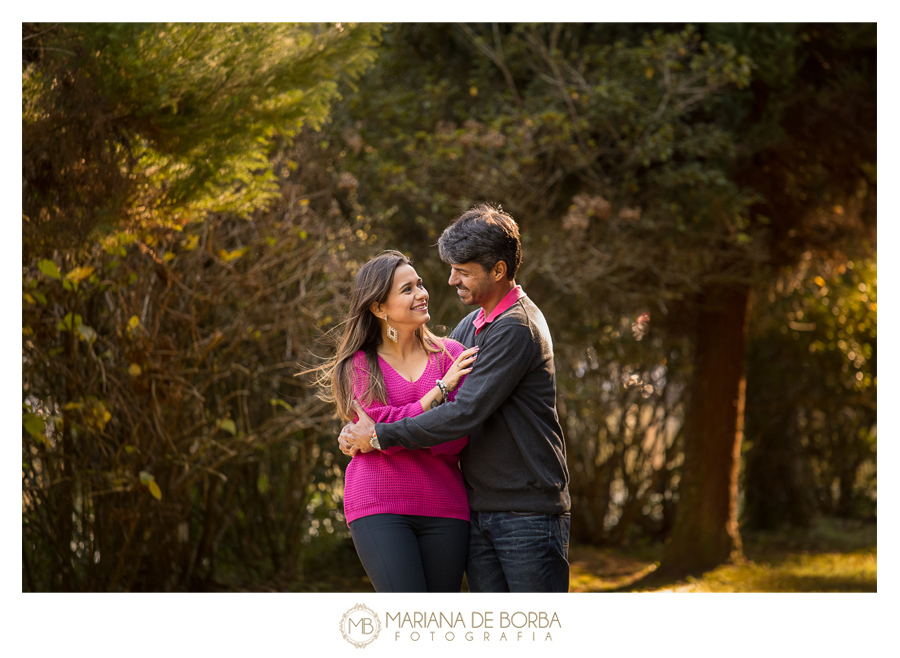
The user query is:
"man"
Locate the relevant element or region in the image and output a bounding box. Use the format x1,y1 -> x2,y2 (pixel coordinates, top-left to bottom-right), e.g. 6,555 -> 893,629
340,204 -> 570,592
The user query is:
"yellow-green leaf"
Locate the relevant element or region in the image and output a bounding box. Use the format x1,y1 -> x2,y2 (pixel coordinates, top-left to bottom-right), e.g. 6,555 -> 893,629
65,266 -> 95,283
128,316 -> 140,329
128,363 -> 142,376
218,247 -> 250,262
58,313 -> 83,332
23,293 -> 36,305
38,259 -> 61,280
23,413 -> 46,439
139,471 -> 154,485
219,418 -> 237,435
148,481 -> 162,500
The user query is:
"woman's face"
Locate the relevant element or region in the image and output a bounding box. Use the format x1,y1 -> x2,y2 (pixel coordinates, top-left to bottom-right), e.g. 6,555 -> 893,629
373,263 -> 430,330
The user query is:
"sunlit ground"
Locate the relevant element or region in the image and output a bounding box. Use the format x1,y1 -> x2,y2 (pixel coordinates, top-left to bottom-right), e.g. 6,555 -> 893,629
568,517 -> 876,593
214,516 -> 875,592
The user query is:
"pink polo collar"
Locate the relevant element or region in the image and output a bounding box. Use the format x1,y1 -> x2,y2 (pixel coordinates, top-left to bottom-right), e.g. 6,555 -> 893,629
473,285 -> 526,335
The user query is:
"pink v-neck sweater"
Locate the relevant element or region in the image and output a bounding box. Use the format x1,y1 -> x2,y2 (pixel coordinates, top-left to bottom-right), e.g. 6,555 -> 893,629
343,338 -> 470,525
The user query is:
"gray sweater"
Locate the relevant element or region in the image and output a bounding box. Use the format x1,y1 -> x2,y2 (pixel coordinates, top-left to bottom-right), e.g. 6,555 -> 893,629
375,294 -> 570,514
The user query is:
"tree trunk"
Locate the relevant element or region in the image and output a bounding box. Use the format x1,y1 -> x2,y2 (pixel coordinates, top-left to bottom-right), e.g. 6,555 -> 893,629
657,285 -> 749,578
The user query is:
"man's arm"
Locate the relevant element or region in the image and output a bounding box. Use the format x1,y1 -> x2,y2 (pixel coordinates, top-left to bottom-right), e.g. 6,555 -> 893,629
342,352 -> 426,456
448,318 -> 469,345
341,321 -> 535,453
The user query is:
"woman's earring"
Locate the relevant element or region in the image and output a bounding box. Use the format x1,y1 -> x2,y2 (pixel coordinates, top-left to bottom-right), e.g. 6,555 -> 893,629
386,317 -> 399,343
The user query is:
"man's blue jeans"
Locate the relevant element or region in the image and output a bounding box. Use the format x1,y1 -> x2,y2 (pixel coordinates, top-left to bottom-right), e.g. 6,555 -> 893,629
466,511 -> 571,592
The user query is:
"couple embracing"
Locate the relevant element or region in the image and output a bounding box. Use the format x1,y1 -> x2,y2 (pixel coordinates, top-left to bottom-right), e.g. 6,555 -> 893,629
317,204 -> 570,593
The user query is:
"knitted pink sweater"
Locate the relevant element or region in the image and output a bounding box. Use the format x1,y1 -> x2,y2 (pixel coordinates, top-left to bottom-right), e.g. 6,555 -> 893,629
343,339 -> 470,524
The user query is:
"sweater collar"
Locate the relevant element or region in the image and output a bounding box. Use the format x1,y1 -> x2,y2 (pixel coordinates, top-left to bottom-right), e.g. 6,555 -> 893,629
473,285 -> 526,335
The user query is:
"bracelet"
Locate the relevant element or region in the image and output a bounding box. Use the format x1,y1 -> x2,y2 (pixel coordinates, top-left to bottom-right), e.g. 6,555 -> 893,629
435,379 -> 449,403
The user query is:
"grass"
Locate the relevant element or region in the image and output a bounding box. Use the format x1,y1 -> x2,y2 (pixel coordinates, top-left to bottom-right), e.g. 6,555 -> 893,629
568,517 -> 876,593
213,516 -> 876,592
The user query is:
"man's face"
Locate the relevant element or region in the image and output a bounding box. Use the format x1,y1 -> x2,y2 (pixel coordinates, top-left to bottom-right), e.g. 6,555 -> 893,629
448,262 -> 495,307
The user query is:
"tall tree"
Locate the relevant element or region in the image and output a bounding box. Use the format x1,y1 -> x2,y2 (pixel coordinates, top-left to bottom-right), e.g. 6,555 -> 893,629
22,22 -> 381,260
658,22 -> 876,575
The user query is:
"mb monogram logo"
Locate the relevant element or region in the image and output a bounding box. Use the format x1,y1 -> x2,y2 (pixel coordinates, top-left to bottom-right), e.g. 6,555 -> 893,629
340,604 -> 382,648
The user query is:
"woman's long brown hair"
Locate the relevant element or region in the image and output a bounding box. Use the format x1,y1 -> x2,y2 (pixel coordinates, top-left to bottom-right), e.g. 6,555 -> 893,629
301,250 -> 447,422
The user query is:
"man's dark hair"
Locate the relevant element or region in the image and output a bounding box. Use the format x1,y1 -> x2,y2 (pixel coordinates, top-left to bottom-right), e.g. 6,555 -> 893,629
437,203 -> 522,280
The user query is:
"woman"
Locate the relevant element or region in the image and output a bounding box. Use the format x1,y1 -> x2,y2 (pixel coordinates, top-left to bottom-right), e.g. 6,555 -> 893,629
310,250 -> 478,592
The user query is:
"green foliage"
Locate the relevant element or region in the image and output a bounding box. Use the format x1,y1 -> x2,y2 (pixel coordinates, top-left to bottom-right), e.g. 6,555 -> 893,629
743,254 -> 877,528
324,23 -> 776,341
703,23 -> 876,264
22,133 -> 378,591
22,22 -> 381,259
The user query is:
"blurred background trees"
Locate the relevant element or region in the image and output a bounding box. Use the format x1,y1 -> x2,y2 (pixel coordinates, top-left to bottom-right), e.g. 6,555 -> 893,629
22,22 -> 876,591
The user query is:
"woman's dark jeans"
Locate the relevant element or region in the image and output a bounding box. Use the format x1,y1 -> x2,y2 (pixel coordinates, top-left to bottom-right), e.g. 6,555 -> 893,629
349,513 -> 470,592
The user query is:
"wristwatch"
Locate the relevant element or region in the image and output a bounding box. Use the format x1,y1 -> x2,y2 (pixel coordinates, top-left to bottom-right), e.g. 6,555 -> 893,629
370,429 -> 382,451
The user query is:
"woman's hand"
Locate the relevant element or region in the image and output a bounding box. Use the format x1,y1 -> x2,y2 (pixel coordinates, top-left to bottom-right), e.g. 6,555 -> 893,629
441,346 -> 478,391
